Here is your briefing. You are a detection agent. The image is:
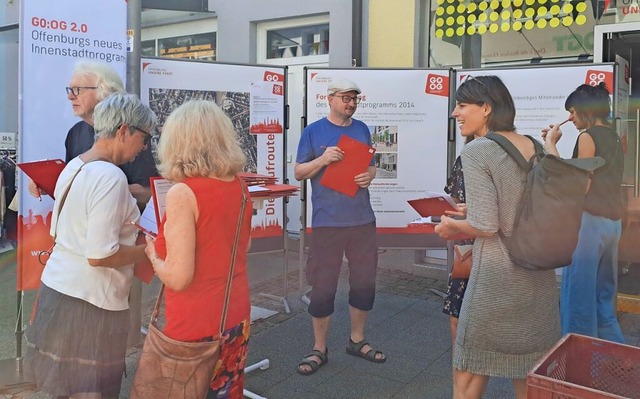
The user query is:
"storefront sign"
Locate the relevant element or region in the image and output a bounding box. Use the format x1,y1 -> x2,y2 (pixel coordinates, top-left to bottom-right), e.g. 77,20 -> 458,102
434,0 -> 590,39
617,0 -> 640,22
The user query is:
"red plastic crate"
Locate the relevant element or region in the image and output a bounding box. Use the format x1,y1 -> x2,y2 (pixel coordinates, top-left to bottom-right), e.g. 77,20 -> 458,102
527,334 -> 640,399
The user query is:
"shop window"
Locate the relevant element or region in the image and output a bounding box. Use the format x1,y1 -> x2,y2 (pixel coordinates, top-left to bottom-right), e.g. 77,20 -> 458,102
427,0 -> 616,67
267,24 -> 329,59
141,40 -> 156,57
158,32 -> 216,61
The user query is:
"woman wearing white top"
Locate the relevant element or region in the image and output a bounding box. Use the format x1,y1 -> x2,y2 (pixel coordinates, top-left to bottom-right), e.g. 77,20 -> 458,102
24,92 -> 157,399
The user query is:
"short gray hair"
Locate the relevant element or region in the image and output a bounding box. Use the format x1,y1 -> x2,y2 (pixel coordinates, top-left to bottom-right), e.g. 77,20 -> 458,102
72,60 -> 125,101
93,93 -> 156,139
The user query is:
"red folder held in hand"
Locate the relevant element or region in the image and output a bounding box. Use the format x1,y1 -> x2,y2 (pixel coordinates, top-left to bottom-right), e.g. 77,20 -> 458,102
17,159 -> 66,199
320,134 -> 375,197
408,195 -> 457,218
133,232 -> 155,284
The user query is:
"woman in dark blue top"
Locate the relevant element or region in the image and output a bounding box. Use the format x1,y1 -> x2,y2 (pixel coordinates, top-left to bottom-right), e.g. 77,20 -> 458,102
442,137 -> 475,347
543,82 -> 624,343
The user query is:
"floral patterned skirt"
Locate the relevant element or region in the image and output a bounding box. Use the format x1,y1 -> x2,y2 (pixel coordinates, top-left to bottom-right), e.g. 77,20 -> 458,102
442,275 -> 468,318
207,320 -> 251,399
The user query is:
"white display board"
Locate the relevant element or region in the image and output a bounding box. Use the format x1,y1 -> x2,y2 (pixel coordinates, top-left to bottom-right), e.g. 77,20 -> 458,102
18,0 -> 127,290
304,68 -> 451,237
139,58 -> 287,252
456,64 -> 616,158
454,64 -> 616,275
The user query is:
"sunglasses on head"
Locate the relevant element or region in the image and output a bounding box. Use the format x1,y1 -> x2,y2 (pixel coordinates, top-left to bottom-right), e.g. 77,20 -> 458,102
462,75 -> 486,87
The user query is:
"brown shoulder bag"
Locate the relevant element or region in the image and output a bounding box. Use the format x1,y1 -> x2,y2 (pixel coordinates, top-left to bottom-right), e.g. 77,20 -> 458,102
451,244 -> 473,279
130,179 -> 248,399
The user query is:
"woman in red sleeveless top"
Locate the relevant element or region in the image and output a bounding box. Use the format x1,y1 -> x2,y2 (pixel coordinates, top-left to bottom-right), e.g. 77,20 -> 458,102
144,100 -> 253,398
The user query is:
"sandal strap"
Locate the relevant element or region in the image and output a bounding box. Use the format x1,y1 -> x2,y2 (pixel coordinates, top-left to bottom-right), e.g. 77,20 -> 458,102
349,339 -> 369,351
299,358 -> 320,368
304,349 -> 327,361
365,348 -> 382,358
350,339 -> 384,360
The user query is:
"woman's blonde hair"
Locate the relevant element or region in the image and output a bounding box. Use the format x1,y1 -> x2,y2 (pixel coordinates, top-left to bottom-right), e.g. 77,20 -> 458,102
157,100 -> 246,181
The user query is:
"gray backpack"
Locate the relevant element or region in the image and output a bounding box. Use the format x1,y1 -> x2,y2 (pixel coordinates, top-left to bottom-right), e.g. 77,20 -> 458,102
486,133 -> 605,270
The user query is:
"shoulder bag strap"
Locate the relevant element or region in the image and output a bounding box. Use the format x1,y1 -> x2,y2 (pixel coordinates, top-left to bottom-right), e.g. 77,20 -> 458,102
218,177 -> 248,335
53,157 -> 109,242
485,134 -> 541,241
150,177 -> 249,337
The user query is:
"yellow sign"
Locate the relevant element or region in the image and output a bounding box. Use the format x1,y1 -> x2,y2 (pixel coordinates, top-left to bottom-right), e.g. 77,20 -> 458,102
434,0 -> 589,38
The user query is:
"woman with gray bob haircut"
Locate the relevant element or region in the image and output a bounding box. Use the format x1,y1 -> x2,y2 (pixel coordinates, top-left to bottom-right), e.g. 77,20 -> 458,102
93,92 -> 156,141
24,92 -> 156,399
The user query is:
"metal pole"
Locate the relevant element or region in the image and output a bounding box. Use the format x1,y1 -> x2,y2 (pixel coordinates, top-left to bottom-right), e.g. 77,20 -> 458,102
127,0 -> 141,96
126,0 -> 143,348
352,0 -> 363,67
16,290 -> 23,363
461,34 -> 482,69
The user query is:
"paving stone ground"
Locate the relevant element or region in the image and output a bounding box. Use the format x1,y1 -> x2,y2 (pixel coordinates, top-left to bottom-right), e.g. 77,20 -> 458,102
1,265 -> 447,399
2,249 -> 639,399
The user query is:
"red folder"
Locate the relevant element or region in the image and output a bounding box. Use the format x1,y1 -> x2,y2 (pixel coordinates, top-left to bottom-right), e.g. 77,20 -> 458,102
238,172 -> 278,186
17,159 -> 66,199
408,196 -> 457,218
249,183 -> 299,198
133,232 -> 155,284
320,134 -> 375,197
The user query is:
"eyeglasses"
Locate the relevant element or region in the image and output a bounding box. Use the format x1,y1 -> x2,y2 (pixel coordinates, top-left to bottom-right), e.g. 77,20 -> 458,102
66,86 -> 98,96
462,75 -> 486,87
132,126 -> 153,145
331,94 -> 361,104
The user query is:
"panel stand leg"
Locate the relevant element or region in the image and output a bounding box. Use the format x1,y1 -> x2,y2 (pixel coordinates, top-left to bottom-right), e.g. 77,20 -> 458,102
0,357 -> 34,393
257,293 -> 290,314
243,359 -> 269,399
128,279 -> 143,347
256,246 -> 291,314
299,228 -> 306,292
0,291 -> 34,393
301,287 -> 311,305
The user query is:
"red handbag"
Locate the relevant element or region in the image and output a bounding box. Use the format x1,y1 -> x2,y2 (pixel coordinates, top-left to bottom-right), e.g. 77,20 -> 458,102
451,244 -> 472,279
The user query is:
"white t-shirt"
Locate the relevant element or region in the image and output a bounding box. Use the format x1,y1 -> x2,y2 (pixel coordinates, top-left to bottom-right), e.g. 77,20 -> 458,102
41,157 -> 140,311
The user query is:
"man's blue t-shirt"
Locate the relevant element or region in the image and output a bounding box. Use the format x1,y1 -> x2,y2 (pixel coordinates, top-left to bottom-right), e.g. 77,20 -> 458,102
296,117 -> 375,228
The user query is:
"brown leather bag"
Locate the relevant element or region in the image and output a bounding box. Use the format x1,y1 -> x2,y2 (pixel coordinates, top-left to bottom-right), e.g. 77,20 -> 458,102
130,181 -> 248,399
130,318 -> 221,399
451,244 -> 473,279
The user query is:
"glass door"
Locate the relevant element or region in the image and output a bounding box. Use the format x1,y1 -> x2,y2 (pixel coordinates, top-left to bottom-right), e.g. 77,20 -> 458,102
594,23 -> 640,195
594,23 -> 640,312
